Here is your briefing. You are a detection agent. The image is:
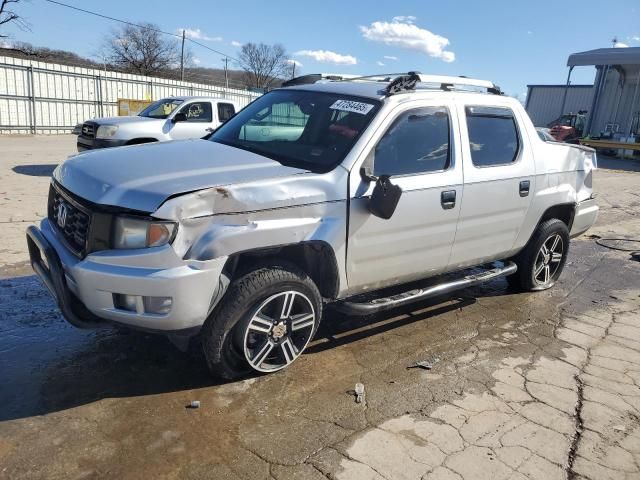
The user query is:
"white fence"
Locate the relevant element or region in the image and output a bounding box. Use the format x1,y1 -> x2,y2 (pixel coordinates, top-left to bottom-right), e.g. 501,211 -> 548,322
0,56 -> 262,135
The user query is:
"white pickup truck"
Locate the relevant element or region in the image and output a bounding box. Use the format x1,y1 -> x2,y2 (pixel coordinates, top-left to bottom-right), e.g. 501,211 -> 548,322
27,73 -> 598,379
76,96 -> 238,151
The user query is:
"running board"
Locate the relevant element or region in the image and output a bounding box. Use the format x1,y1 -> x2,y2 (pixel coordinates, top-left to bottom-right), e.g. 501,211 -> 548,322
336,262 -> 518,315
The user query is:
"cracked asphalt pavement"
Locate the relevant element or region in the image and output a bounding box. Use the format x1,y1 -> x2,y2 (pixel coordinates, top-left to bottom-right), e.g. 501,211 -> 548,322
1,136 -> 640,480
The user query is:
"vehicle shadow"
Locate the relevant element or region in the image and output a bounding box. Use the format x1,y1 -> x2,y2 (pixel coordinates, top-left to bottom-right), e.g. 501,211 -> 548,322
0,273 -> 505,422
309,296 -> 476,354
12,164 -> 58,177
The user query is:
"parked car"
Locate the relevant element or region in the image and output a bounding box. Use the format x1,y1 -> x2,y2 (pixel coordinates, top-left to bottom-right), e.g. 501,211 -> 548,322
547,111 -> 587,143
76,96 -> 238,152
536,127 -> 556,142
282,73 -> 359,87
27,73 -> 598,379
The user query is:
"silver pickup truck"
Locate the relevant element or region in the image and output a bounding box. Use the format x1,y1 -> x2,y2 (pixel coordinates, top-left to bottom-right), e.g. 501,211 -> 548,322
27,73 -> 598,379
76,96 -> 238,152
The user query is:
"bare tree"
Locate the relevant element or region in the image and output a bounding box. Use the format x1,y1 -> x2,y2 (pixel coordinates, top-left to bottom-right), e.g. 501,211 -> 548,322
237,43 -> 290,90
104,23 -> 185,76
0,0 -> 28,38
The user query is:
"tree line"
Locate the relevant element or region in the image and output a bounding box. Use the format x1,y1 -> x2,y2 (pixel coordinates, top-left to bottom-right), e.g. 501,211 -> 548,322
0,1 -> 294,90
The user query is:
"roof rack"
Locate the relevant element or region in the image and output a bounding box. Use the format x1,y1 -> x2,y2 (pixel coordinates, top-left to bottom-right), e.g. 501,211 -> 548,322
337,72 -> 503,96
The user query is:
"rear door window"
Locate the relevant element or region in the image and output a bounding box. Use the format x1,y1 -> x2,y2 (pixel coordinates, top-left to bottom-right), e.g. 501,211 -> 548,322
465,106 -> 520,167
217,103 -> 236,123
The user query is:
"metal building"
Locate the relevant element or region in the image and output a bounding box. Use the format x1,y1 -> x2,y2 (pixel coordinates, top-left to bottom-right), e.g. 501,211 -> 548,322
525,84 -> 593,126
562,47 -> 640,138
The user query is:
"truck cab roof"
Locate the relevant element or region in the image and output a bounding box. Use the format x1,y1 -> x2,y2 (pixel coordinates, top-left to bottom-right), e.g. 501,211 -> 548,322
161,96 -> 239,104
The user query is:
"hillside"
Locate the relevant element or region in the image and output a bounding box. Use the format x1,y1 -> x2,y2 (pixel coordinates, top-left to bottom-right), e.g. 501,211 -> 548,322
0,42 -> 259,91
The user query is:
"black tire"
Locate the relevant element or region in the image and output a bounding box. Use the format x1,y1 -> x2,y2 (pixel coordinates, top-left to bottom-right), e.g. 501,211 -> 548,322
201,263 -> 322,380
509,219 -> 570,292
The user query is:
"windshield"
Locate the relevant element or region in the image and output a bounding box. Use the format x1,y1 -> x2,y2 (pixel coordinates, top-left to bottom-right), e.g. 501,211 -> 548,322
209,90 -> 381,172
138,99 -> 184,119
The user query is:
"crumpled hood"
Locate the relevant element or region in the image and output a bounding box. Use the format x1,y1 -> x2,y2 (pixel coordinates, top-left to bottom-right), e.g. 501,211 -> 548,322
54,139 -> 308,212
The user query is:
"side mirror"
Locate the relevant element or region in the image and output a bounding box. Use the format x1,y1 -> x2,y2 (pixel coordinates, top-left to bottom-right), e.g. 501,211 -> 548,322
369,175 -> 402,219
172,112 -> 187,123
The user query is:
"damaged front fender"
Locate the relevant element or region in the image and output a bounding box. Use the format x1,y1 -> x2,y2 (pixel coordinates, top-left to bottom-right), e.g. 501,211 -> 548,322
184,212 -> 344,261
150,168 -> 350,294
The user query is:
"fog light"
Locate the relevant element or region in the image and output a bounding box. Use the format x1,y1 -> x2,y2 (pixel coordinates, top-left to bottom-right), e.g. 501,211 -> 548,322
143,296 -> 173,315
113,293 -> 139,312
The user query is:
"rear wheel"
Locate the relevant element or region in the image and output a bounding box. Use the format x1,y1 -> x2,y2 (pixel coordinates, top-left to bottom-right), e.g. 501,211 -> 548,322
509,219 -> 569,292
201,263 -> 322,379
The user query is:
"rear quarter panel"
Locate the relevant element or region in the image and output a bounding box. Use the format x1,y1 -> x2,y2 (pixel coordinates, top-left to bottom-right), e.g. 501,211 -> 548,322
512,138 -> 596,250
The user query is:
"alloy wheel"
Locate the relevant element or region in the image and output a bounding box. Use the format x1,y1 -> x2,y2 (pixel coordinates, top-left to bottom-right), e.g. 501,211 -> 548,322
243,291 -> 317,372
533,233 -> 564,286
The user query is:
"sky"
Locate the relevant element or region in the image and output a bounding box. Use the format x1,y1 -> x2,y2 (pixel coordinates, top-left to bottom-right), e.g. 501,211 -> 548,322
3,0 -> 640,99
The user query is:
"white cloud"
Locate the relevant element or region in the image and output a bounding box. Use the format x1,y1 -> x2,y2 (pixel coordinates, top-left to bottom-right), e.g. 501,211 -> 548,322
231,40 -> 242,47
383,55 -> 398,61
192,57 -> 202,65
376,60 -> 385,66
392,16 -> 417,24
360,18 -> 455,63
630,35 -> 640,42
178,28 -> 222,42
614,42 -> 629,48
295,49 -> 357,65
527,30 -> 533,35
287,59 -> 303,68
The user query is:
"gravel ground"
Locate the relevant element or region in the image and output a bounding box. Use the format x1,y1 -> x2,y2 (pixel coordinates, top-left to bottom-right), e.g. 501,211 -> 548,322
1,135 -> 640,480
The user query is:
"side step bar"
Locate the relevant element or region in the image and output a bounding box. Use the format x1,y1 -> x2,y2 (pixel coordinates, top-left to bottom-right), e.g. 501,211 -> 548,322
336,262 -> 517,315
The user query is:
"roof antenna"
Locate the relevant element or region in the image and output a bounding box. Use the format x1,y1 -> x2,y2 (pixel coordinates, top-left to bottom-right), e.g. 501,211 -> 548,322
611,36 -> 618,47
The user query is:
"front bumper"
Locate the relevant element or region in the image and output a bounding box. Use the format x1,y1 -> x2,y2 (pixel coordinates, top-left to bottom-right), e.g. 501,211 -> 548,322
27,219 -> 227,333
77,136 -> 128,152
570,197 -> 599,238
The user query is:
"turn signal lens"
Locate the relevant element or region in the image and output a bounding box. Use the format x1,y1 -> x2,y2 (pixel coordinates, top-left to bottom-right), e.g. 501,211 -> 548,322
147,223 -> 173,247
113,217 -> 177,249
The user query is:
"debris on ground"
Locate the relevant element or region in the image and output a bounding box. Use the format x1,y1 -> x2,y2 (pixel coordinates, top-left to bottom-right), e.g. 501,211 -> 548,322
354,383 -> 365,404
187,400 -> 201,409
613,425 -> 626,432
407,358 -> 440,370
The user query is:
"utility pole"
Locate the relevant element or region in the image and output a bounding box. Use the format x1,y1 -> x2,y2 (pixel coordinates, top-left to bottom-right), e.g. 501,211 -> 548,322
291,61 -> 296,79
180,29 -> 186,81
223,57 -> 229,89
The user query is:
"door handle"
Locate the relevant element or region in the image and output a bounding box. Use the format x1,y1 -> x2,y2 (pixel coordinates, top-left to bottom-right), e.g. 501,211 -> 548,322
519,180 -> 531,197
441,190 -> 456,209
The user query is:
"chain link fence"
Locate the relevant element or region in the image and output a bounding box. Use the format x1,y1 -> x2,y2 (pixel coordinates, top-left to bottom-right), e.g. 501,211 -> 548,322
0,56 -> 262,135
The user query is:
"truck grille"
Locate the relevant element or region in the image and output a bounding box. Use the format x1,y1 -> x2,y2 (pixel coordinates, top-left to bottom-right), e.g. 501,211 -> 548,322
80,122 -> 96,138
48,184 -> 91,257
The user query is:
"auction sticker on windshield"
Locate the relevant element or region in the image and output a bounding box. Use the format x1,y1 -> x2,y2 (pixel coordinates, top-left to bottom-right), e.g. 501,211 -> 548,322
330,100 -> 375,115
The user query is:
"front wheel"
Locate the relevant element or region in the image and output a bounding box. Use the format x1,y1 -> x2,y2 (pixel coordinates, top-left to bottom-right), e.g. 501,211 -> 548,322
509,219 -> 570,292
201,264 -> 322,379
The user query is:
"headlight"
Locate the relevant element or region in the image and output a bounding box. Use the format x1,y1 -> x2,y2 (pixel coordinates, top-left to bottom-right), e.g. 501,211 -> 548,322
113,217 -> 177,249
96,125 -> 119,139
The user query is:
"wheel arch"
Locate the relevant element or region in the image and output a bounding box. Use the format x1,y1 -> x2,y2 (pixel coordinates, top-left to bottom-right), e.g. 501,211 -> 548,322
537,203 -> 576,231
514,203 -> 575,257
223,241 -> 340,300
